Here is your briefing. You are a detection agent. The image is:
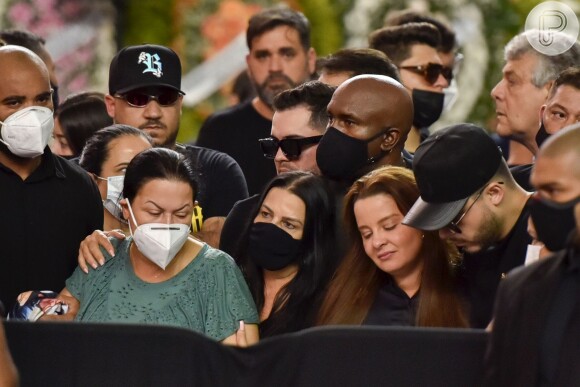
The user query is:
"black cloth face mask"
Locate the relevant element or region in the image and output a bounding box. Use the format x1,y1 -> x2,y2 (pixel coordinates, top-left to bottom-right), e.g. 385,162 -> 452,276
535,120 -> 550,148
412,89 -> 444,129
247,222 -> 302,271
529,195 -> 580,251
316,126 -> 389,180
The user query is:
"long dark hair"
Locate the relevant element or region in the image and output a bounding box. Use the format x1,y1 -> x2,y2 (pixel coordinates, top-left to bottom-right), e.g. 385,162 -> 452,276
56,92 -> 113,156
79,124 -> 152,176
317,166 -> 468,328
237,171 -> 338,337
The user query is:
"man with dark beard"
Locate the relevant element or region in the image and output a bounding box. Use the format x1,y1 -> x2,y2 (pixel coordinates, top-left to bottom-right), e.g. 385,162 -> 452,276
402,124 -> 532,328
196,6 -> 316,195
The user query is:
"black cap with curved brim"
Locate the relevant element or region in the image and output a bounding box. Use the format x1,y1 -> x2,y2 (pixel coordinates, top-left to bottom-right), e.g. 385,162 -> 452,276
403,196 -> 468,231
402,123 -> 502,231
109,44 -> 185,95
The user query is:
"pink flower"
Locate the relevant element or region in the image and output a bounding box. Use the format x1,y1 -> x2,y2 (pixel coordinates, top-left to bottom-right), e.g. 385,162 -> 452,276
7,3 -> 36,26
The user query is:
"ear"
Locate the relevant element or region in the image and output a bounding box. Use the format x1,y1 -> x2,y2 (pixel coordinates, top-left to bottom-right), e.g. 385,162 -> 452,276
380,127 -> 401,152
307,47 -> 317,75
484,181 -> 505,207
104,94 -> 116,119
119,198 -> 130,221
88,171 -> 98,184
542,80 -> 554,95
539,104 -> 547,125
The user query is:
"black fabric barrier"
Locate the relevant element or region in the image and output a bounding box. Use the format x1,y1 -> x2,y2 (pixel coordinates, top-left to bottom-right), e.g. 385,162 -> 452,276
4,322 -> 488,387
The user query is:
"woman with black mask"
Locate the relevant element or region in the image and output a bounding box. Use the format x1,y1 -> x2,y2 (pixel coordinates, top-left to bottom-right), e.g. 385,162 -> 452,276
235,171 -> 338,338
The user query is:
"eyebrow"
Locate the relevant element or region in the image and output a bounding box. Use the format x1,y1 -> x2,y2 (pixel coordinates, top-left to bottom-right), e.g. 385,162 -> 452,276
261,203 -> 304,225
357,214 -> 399,230
114,162 -> 130,170
145,201 -> 192,211
1,95 -> 25,104
548,103 -> 568,112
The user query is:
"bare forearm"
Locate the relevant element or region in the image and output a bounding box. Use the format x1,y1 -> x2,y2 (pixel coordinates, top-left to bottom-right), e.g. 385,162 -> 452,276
0,322 -> 19,387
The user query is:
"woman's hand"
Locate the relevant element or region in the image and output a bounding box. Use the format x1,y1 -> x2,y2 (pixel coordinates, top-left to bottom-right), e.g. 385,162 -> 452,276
78,229 -> 125,273
222,321 -> 259,347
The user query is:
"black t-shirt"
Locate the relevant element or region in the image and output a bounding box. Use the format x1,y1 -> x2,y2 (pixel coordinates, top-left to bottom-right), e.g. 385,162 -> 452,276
0,148 -> 103,312
363,277 -> 419,326
509,163 -> 534,192
196,101 -> 276,196
459,199 -> 532,328
176,144 -> 248,219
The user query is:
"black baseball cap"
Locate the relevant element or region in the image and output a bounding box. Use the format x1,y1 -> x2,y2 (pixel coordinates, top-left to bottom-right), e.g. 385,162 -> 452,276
403,123 -> 502,230
109,44 -> 185,95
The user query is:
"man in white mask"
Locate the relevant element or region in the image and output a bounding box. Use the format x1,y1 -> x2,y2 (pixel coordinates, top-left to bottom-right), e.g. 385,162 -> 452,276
0,46 -> 103,313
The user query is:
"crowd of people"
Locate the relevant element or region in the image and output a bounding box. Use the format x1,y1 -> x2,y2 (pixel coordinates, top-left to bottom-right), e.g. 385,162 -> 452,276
0,5 -> 579,386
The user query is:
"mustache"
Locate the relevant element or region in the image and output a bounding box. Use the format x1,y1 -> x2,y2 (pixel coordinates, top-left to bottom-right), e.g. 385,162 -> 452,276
139,120 -> 167,130
259,73 -> 295,88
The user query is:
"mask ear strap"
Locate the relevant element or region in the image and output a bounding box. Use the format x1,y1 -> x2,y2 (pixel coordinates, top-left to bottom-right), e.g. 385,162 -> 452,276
126,198 -> 139,229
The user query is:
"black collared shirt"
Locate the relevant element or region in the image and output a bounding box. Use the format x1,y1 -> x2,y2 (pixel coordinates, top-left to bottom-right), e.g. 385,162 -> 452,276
363,277 -> 419,327
0,147 -> 103,312
459,199 -> 532,328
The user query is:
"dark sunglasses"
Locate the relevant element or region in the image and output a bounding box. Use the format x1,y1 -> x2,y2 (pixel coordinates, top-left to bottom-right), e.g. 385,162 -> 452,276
115,90 -> 181,107
445,189 -> 483,234
259,136 -> 323,160
399,63 -> 453,85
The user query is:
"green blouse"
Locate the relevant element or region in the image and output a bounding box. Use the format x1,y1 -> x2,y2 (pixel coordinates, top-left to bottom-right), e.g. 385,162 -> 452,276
66,238 -> 259,341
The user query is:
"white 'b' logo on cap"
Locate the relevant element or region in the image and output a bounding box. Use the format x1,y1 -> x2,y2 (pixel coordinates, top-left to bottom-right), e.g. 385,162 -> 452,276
138,52 -> 163,78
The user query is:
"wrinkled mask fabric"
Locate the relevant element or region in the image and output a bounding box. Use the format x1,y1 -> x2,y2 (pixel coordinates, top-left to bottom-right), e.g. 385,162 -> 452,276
98,175 -> 126,223
529,195 -> 580,251
247,222 -> 302,271
316,126 -> 388,180
535,121 -> 550,148
412,89 -> 444,129
0,106 -> 54,158
126,199 -> 190,269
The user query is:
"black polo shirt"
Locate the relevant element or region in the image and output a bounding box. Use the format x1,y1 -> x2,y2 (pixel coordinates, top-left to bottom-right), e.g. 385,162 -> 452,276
0,147 -> 103,312
363,277 -> 419,326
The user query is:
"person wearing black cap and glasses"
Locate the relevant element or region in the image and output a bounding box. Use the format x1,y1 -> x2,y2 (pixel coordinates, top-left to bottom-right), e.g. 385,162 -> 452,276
78,44 -> 249,268
402,123 -> 532,328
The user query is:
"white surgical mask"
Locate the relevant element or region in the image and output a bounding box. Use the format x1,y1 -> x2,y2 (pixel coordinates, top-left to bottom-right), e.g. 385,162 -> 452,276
0,106 -> 54,158
524,244 -> 542,266
126,198 -> 190,270
96,175 -> 126,223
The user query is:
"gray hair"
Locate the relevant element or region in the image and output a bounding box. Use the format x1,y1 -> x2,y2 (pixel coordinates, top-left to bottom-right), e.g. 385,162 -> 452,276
505,30 -> 580,87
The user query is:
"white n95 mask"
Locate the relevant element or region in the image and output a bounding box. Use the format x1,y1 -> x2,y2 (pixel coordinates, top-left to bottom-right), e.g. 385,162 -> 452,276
0,106 -> 54,158
96,175 -> 126,223
126,198 -> 190,270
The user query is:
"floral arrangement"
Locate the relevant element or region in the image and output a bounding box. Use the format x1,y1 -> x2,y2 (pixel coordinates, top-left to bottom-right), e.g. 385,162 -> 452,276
2,0 -> 115,100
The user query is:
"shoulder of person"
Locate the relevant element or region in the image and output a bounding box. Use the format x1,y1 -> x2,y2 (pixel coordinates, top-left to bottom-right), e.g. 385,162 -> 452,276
202,100 -> 253,125
180,144 -> 243,171
97,237 -> 129,266
197,245 -> 238,267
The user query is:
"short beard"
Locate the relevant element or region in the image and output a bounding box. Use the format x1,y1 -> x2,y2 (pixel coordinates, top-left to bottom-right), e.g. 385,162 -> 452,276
472,206 -> 503,253
253,73 -> 298,108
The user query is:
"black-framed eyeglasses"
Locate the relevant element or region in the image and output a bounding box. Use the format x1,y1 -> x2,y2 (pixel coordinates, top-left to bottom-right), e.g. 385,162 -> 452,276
399,63 -> 453,85
115,89 -> 181,107
446,188 -> 484,234
259,136 -> 323,160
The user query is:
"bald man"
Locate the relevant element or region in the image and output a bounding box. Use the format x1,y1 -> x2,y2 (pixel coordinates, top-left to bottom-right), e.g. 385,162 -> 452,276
315,74 -> 413,181
485,124 -> 580,386
0,46 -> 102,312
